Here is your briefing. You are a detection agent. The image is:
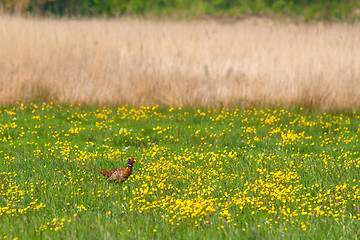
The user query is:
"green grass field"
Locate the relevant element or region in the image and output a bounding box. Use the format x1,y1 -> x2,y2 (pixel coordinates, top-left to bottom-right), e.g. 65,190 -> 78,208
1,102 -> 360,239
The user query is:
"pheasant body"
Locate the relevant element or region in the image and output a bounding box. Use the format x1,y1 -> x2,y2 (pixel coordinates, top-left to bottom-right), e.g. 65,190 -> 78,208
80,158 -> 136,183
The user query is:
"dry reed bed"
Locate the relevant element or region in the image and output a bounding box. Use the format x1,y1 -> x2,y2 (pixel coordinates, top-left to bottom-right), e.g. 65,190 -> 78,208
1,15 -> 360,109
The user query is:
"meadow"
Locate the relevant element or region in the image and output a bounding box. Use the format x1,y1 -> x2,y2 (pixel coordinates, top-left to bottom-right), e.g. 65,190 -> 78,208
1,13 -> 360,239
1,102 -> 360,239
1,15 -> 360,110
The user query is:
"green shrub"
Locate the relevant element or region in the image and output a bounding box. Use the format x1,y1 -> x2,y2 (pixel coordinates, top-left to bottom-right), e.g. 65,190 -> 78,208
1,0 -> 360,21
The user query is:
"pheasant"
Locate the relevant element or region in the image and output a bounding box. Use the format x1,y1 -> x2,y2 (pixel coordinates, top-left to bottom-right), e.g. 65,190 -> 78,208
79,158 -> 136,183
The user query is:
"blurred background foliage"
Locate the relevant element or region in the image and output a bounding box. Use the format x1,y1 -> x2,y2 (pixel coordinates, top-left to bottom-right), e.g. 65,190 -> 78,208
1,0 -> 360,21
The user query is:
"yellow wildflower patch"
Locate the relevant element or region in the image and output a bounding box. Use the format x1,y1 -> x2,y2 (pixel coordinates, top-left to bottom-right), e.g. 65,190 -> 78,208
0,103 -> 360,238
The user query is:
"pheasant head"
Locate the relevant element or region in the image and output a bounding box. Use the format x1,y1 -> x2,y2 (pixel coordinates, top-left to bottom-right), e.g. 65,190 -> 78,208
126,158 -> 136,169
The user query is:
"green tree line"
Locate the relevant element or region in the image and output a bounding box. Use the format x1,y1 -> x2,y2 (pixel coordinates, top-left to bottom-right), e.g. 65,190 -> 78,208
1,0 -> 360,21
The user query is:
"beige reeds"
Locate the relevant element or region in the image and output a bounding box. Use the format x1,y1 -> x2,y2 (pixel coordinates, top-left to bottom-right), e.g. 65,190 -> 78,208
1,15 -> 360,110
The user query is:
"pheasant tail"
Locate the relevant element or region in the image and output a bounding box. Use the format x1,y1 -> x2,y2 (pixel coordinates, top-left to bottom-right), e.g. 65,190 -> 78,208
79,163 -> 110,177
